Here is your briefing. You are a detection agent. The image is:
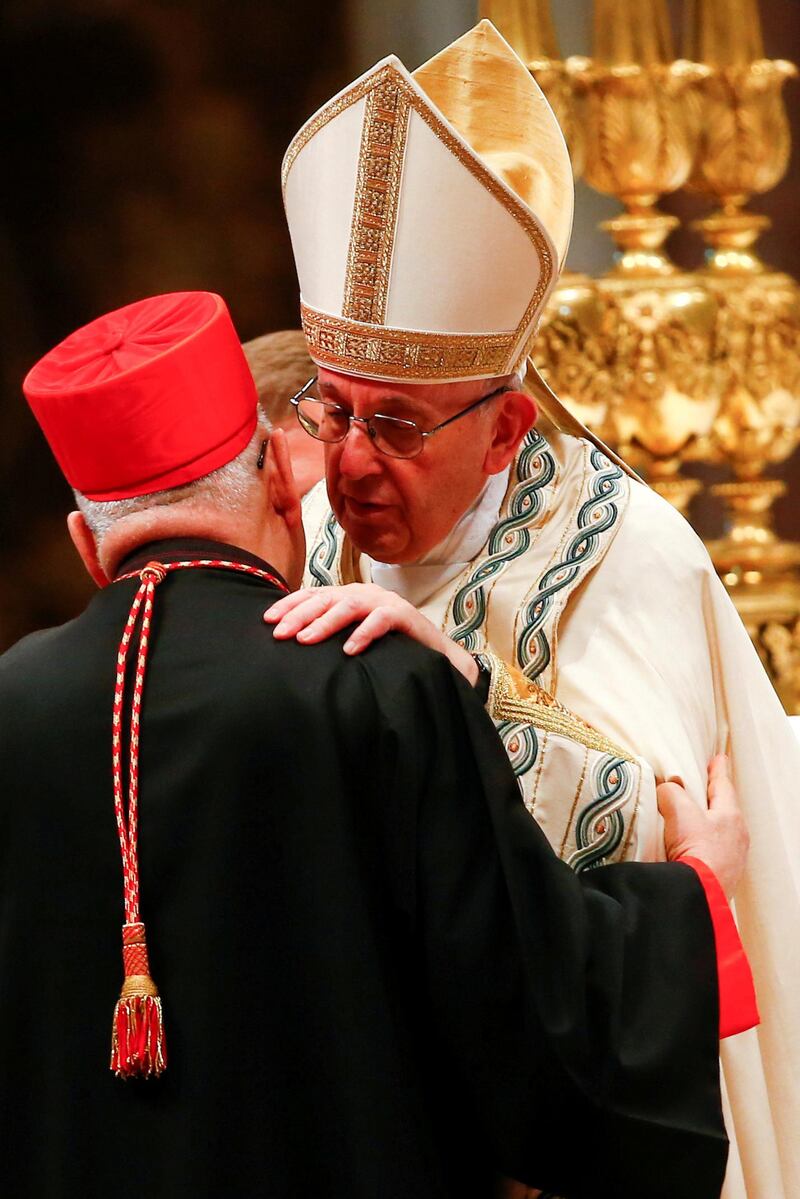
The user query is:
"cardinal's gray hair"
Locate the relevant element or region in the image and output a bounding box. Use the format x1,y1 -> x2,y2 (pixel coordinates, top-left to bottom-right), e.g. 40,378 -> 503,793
74,412 -> 270,547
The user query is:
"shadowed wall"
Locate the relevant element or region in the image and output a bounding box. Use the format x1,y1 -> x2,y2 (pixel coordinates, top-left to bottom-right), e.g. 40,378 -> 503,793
0,0 -> 347,649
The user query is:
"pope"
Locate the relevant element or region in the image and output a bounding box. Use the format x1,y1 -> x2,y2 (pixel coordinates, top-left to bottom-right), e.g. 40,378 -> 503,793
268,20 -> 800,1197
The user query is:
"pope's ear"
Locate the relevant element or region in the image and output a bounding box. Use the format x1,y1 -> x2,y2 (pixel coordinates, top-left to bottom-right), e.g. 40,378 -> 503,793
265,429 -> 302,532
67,511 -> 109,588
483,389 -> 537,474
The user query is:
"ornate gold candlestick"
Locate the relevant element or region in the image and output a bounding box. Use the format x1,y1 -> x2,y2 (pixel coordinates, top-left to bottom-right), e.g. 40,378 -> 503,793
487,0 -> 800,708
683,0 -> 800,708
531,0 -> 719,515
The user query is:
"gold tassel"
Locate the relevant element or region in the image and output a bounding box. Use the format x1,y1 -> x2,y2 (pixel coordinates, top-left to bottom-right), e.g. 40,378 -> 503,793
111,923 -> 167,1079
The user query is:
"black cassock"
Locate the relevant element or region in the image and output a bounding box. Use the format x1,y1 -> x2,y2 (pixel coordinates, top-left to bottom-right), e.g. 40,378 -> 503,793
0,539 -> 726,1199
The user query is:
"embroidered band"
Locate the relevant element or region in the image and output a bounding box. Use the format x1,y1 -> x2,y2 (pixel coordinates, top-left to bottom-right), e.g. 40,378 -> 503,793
343,80 -> 410,325
301,303 -> 516,382
484,652 -> 635,762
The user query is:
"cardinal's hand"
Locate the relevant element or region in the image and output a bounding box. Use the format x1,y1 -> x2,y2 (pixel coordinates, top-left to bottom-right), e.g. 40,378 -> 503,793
264,583 -> 478,685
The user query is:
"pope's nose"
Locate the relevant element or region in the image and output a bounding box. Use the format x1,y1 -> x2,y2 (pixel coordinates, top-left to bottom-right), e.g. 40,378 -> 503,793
337,420 -> 384,479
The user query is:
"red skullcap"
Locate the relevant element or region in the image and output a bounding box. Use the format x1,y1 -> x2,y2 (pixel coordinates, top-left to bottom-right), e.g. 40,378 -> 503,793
23,291 -> 258,500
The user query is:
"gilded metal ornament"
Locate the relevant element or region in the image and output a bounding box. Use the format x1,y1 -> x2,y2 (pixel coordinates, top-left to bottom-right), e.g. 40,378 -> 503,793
533,0 -> 721,515
682,0 -> 800,709
527,0 -> 799,708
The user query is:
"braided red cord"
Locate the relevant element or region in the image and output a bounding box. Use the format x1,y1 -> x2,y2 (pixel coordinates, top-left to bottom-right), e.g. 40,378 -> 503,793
112,559 -> 288,936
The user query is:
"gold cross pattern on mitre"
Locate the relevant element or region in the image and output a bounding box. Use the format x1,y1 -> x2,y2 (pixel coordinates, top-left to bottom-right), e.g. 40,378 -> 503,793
282,19 -> 574,384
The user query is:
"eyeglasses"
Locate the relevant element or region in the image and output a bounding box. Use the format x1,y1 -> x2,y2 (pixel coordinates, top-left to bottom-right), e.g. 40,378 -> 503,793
289,376 -> 510,460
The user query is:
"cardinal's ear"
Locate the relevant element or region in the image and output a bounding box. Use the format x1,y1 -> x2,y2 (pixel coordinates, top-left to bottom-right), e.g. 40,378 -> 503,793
266,429 -> 303,533
67,511 -> 109,588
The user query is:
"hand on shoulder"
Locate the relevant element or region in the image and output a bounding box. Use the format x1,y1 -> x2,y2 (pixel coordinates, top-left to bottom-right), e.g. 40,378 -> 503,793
264,584 -> 479,685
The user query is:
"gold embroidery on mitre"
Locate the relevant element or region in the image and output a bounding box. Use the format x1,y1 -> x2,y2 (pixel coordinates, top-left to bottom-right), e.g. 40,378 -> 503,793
283,62 -> 555,380
283,73 -> 381,188
485,653 -> 635,762
300,303 -> 515,381
343,80 -> 410,326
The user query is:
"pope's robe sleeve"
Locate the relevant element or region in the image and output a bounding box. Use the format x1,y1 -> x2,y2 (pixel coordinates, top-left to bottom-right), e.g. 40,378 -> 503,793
358,642 -> 729,1199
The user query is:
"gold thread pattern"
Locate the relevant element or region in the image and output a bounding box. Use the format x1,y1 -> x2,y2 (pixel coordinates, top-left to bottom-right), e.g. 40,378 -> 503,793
530,728 -> 549,813
301,303 -> 515,381
284,62 -> 555,380
558,745 -> 590,856
484,652 -> 635,762
343,82 -> 410,326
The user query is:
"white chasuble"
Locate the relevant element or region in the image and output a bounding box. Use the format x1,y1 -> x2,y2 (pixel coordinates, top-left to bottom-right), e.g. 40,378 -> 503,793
302,423 -> 800,1199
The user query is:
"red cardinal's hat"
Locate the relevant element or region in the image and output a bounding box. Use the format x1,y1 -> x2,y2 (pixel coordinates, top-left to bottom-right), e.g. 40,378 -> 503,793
23,291 -> 258,500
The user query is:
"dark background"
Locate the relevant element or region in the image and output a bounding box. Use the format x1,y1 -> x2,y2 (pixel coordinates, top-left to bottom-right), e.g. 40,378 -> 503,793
1,0 -> 798,650
1,0 -> 348,648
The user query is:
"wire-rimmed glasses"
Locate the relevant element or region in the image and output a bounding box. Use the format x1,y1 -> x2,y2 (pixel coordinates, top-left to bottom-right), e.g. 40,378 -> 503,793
289,376 -> 510,460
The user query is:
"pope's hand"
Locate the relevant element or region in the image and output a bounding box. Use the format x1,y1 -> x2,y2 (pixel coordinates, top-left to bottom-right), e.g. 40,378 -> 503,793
264,584 -> 479,685
657,755 -> 749,897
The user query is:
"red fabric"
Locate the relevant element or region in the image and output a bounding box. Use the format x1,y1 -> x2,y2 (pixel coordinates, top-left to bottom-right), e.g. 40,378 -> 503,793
112,994 -> 167,1078
680,856 -> 759,1039
23,291 -> 257,499
121,923 -> 150,978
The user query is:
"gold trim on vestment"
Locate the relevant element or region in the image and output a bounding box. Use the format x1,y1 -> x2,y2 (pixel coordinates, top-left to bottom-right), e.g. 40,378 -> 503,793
343,80 -> 410,326
485,653 -> 635,763
531,728 -> 549,810
558,745 -> 590,855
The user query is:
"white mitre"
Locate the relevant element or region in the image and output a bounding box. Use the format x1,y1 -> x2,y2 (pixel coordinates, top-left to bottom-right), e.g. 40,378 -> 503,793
282,19 -> 573,385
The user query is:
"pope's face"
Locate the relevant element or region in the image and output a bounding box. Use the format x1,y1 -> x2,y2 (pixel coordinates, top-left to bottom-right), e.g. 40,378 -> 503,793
318,369 -> 509,564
